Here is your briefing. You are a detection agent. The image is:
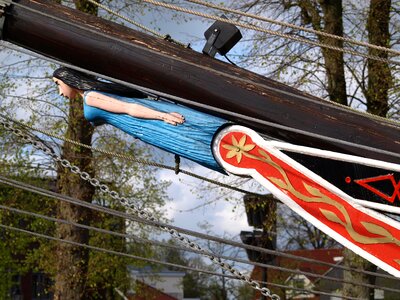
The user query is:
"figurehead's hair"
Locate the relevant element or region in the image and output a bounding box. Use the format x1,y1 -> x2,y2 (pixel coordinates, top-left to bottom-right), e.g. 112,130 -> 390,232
53,67 -> 146,98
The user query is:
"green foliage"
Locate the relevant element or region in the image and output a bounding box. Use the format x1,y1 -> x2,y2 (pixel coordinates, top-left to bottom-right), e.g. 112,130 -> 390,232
0,175 -> 57,298
0,51 -> 172,298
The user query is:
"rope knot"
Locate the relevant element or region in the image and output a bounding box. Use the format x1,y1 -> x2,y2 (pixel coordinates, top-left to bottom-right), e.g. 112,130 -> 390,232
174,154 -> 180,175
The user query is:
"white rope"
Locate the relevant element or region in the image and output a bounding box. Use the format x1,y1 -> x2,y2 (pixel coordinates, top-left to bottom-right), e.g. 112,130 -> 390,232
183,0 -> 400,57
139,0 -> 400,65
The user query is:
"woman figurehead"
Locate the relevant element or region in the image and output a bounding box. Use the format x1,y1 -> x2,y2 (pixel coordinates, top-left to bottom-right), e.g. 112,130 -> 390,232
51,67 -> 225,172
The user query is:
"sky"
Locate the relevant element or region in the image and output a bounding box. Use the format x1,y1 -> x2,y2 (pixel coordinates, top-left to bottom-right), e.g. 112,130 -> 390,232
158,163 -> 254,236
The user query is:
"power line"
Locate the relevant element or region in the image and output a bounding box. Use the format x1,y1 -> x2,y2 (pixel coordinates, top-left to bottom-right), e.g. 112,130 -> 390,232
1,203 -> 399,294
3,42 -> 400,164
0,222 -> 365,300
0,174 -> 397,281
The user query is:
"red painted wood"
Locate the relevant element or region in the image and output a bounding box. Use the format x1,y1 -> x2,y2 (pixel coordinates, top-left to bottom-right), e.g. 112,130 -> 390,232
217,128 -> 400,275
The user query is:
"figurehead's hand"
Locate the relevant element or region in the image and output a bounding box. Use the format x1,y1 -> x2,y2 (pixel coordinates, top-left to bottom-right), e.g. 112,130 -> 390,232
161,112 -> 185,126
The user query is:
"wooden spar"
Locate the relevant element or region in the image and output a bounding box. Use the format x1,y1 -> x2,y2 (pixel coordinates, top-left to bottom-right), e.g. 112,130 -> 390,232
2,0 -> 400,164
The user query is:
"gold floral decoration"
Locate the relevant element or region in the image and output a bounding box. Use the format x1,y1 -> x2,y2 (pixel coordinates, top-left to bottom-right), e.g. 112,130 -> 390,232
222,135 -> 255,163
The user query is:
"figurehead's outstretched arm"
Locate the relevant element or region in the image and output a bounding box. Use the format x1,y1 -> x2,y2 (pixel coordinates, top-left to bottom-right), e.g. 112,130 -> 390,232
85,91 -> 184,126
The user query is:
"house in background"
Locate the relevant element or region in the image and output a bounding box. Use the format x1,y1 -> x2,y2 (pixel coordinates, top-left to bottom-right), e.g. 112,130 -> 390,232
128,268 -> 199,300
250,248 -> 343,300
284,273 -> 316,300
249,247 -> 398,300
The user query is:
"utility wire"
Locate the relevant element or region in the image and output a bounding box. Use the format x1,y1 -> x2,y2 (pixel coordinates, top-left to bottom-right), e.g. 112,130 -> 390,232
3,43 -> 400,163
183,0 -> 400,57
1,203 -> 399,294
0,174 -> 397,281
0,222 -> 366,300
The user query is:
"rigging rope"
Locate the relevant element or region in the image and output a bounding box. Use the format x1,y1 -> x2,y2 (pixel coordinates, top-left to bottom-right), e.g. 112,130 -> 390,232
11,0 -> 398,68
138,0 -> 400,66
182,0 -> 400,57
3,43 -> 400,163
6,1 -> 400,130
0,174 -> 397,281
1,203 -> 399,293
84,0 -> 188,47
0,222 -> 364,300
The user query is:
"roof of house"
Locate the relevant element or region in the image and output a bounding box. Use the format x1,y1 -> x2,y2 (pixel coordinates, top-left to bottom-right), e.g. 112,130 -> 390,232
252,248 -> 343,283
129,281 -> 179,300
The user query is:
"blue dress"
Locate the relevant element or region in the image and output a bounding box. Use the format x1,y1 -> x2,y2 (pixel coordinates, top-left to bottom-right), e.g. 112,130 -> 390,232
83,91 -> 227,172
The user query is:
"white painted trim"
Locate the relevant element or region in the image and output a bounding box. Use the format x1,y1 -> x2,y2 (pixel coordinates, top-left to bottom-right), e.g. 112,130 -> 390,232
269,140 -> 400,172
354,199 -> 400,215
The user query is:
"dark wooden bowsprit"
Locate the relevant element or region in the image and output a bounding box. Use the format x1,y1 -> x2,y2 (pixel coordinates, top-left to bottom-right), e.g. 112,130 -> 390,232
1,0 -> 400,164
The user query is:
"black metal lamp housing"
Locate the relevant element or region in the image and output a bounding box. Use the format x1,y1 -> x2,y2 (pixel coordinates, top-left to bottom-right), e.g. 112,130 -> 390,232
202,15 -> 242,57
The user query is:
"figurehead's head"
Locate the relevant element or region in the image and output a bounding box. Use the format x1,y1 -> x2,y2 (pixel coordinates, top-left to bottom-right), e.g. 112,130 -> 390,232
53,67 -> 147,98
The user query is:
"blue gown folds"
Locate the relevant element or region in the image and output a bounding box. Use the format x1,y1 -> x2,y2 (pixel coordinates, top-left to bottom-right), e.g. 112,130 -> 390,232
83,91 -> 227,172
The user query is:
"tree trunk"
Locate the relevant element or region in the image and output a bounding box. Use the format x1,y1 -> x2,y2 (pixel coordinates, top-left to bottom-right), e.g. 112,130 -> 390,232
343,1 -> 391,298
54,95 -> 95,299
366,0 -> 392,116
319,0 -> 347,105
299,0 -> 347,105
53,3 -> 97,299
342,248 -> 376,300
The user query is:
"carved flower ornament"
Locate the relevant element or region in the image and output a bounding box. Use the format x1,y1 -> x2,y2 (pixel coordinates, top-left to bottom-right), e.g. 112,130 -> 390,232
222,135 -> 255,163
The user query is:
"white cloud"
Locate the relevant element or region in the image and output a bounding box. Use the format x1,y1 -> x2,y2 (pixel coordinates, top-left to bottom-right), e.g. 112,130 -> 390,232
158,161 -> 254,236
213,205 -> 253,235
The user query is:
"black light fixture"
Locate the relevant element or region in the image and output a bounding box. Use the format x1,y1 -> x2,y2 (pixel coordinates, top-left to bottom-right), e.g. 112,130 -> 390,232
202,15 -> 242,58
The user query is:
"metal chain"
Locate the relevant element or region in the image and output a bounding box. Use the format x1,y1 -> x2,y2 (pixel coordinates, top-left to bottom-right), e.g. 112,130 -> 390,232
0,118 -> 280,300
183,0 -> 400,57
141,0 -> 400,66
85,0 -> 188,48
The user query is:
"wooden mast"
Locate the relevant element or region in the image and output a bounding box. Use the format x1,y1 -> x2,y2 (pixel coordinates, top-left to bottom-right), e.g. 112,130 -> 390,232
2,0 -> 400,163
